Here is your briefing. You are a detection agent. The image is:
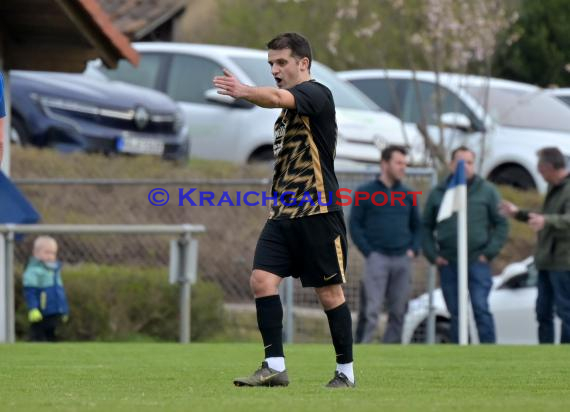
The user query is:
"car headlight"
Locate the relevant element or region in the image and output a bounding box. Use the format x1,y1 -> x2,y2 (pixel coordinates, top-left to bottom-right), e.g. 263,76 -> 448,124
33,94 -> 98,114
174,108 -> 185,133
32,93 -> 132,120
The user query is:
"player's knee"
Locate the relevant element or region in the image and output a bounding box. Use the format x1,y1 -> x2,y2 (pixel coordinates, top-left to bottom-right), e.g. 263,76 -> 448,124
250,270 -> 279,297
317,285 -> 345,310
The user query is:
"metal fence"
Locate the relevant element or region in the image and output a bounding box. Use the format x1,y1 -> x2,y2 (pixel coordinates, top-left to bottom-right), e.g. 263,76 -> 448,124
12,167 -> 437,342
0,223 -> 205,344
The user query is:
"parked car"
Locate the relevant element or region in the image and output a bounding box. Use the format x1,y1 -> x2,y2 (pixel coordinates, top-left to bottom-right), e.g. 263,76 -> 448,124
338,70 -> 570,192
86,43 -> 407,164
10,71 -> 190,160
547,88 -> 570,107
402,257 -> 561,344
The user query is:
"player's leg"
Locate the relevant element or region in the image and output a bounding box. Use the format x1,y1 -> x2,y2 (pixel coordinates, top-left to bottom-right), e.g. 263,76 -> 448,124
251,269 -> 286,368
234,269 -> 290,387
295,212 -> 354,387
234,220 -> 290,387
315,284 -> 355,388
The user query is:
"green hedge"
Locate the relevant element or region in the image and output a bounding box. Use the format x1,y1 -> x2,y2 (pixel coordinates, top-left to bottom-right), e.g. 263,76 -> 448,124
15,264 -> 225,342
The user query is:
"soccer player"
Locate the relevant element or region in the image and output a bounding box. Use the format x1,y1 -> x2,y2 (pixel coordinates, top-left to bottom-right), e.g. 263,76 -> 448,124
213,33 -> 354,388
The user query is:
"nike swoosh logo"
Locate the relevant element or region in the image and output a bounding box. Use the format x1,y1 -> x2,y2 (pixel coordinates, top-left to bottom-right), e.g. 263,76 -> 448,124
324,273 -> 338,281
259,373 -> 280,383
264,344 -> 272,349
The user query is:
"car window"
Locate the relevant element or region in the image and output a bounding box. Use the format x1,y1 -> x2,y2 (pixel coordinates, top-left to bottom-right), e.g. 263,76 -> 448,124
348,78 -> 405,117
499,273 -> 530,289
466,86 -> 570,132
166,54 -> 224,104
498,264 -> 538,290
554,95 -> 570,107
230,56 -> 379,111
401,80 -> 474,126
99,54 -> 162,89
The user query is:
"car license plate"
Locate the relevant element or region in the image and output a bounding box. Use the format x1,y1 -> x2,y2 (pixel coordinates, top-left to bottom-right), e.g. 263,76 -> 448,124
118,136 -> 164,155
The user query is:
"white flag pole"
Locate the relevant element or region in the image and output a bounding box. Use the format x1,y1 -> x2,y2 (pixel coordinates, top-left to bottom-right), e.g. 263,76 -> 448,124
457,182 -> 469,345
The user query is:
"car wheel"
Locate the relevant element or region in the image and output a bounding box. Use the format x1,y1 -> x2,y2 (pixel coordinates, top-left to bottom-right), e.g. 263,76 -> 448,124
489,165 -> 536,190
411,320 -> 451,343
434,322 -> 451,343
10,116 -> 32,146
248,146 -> 274,163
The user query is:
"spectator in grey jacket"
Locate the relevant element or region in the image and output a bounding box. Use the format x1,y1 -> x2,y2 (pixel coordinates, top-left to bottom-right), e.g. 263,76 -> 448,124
350,145 -> 421,343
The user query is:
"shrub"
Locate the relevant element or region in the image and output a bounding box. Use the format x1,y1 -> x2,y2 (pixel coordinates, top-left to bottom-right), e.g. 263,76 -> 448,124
15,263 -> 225,342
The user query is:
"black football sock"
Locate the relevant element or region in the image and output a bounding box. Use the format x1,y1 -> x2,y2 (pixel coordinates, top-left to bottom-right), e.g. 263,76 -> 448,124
256,295 -> 284,359
325,302 -> 354,364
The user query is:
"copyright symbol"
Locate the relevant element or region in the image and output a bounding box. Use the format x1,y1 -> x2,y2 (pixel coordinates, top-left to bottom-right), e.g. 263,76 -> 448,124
148,188 -> 169,206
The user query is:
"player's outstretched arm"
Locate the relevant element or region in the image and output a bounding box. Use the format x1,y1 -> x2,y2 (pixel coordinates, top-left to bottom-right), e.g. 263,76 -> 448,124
213,69 -> 295,109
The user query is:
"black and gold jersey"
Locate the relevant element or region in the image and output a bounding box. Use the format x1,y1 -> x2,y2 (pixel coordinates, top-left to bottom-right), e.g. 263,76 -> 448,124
269,80 -> 342,220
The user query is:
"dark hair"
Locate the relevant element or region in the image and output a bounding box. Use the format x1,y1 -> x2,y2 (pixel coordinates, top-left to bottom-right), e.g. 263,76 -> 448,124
381,145 -> 408,162
537,147 -> 566,169
451,145 -> 475,161
267,32 -> 312,69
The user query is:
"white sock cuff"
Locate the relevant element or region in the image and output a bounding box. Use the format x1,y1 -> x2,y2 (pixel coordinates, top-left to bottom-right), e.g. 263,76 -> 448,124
265,357 -> 286,372
336,362 -> 354,383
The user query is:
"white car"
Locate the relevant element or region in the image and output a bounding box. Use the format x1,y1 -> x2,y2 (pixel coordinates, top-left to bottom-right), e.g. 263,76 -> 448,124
547,88 -> 570,107
88,43 -> 406,164
338,70 -> 570,193
402,257 -> 561,344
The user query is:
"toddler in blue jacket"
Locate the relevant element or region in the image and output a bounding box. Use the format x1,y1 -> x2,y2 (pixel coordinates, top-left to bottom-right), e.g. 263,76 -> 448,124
23,236 -> 69,342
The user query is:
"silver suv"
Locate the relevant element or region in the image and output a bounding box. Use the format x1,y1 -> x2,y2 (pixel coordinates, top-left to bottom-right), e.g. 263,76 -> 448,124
88,43 -> 406,164
340,70 -> 570,192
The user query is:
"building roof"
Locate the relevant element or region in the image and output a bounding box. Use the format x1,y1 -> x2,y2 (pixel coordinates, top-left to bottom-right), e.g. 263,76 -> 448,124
0,0 -> 139,72
98,0 -> 187,40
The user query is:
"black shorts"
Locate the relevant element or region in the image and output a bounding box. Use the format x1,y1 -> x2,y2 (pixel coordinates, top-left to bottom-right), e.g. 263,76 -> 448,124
253,211 -> 348,288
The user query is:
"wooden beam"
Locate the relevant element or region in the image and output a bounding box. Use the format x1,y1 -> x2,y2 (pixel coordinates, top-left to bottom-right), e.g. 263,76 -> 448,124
54,0 -> 118,68
5,44 -> 98,72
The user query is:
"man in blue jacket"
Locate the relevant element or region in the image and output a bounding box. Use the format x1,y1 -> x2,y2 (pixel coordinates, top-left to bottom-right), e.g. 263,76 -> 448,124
350,145 -> 421,343
23,236 -> 69,342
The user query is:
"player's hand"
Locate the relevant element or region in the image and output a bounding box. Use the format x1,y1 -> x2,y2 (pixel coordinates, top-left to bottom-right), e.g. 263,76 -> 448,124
28,309 -> 43,323
61,315 -> 69,323
435,256 -> 449,266
499,200 -> 518,217
406,249 -> 415,258
213,69 -> 249,99
528,213 -> 545,231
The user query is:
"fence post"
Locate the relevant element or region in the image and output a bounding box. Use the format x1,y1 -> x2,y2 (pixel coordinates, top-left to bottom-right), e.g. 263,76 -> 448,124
284,277 -> 294,343
5,231 -> 15,343
426,169 -> 438,344
426,265 -> 436,344
0,234 -> 6,342
178,233 -> 191,344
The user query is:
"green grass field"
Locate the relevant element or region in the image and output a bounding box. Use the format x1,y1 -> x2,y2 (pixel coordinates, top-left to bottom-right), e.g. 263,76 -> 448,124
1,343 -> 569,412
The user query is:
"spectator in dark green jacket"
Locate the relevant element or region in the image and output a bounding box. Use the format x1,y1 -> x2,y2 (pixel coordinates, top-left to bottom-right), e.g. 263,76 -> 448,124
423,146 -> 508,343
501,147 -> 570,343
350,145 -> 421,343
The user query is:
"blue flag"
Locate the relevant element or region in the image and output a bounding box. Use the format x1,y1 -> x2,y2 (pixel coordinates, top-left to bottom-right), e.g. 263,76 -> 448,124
437,159 -> 467,222
0,171 -> 40,225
